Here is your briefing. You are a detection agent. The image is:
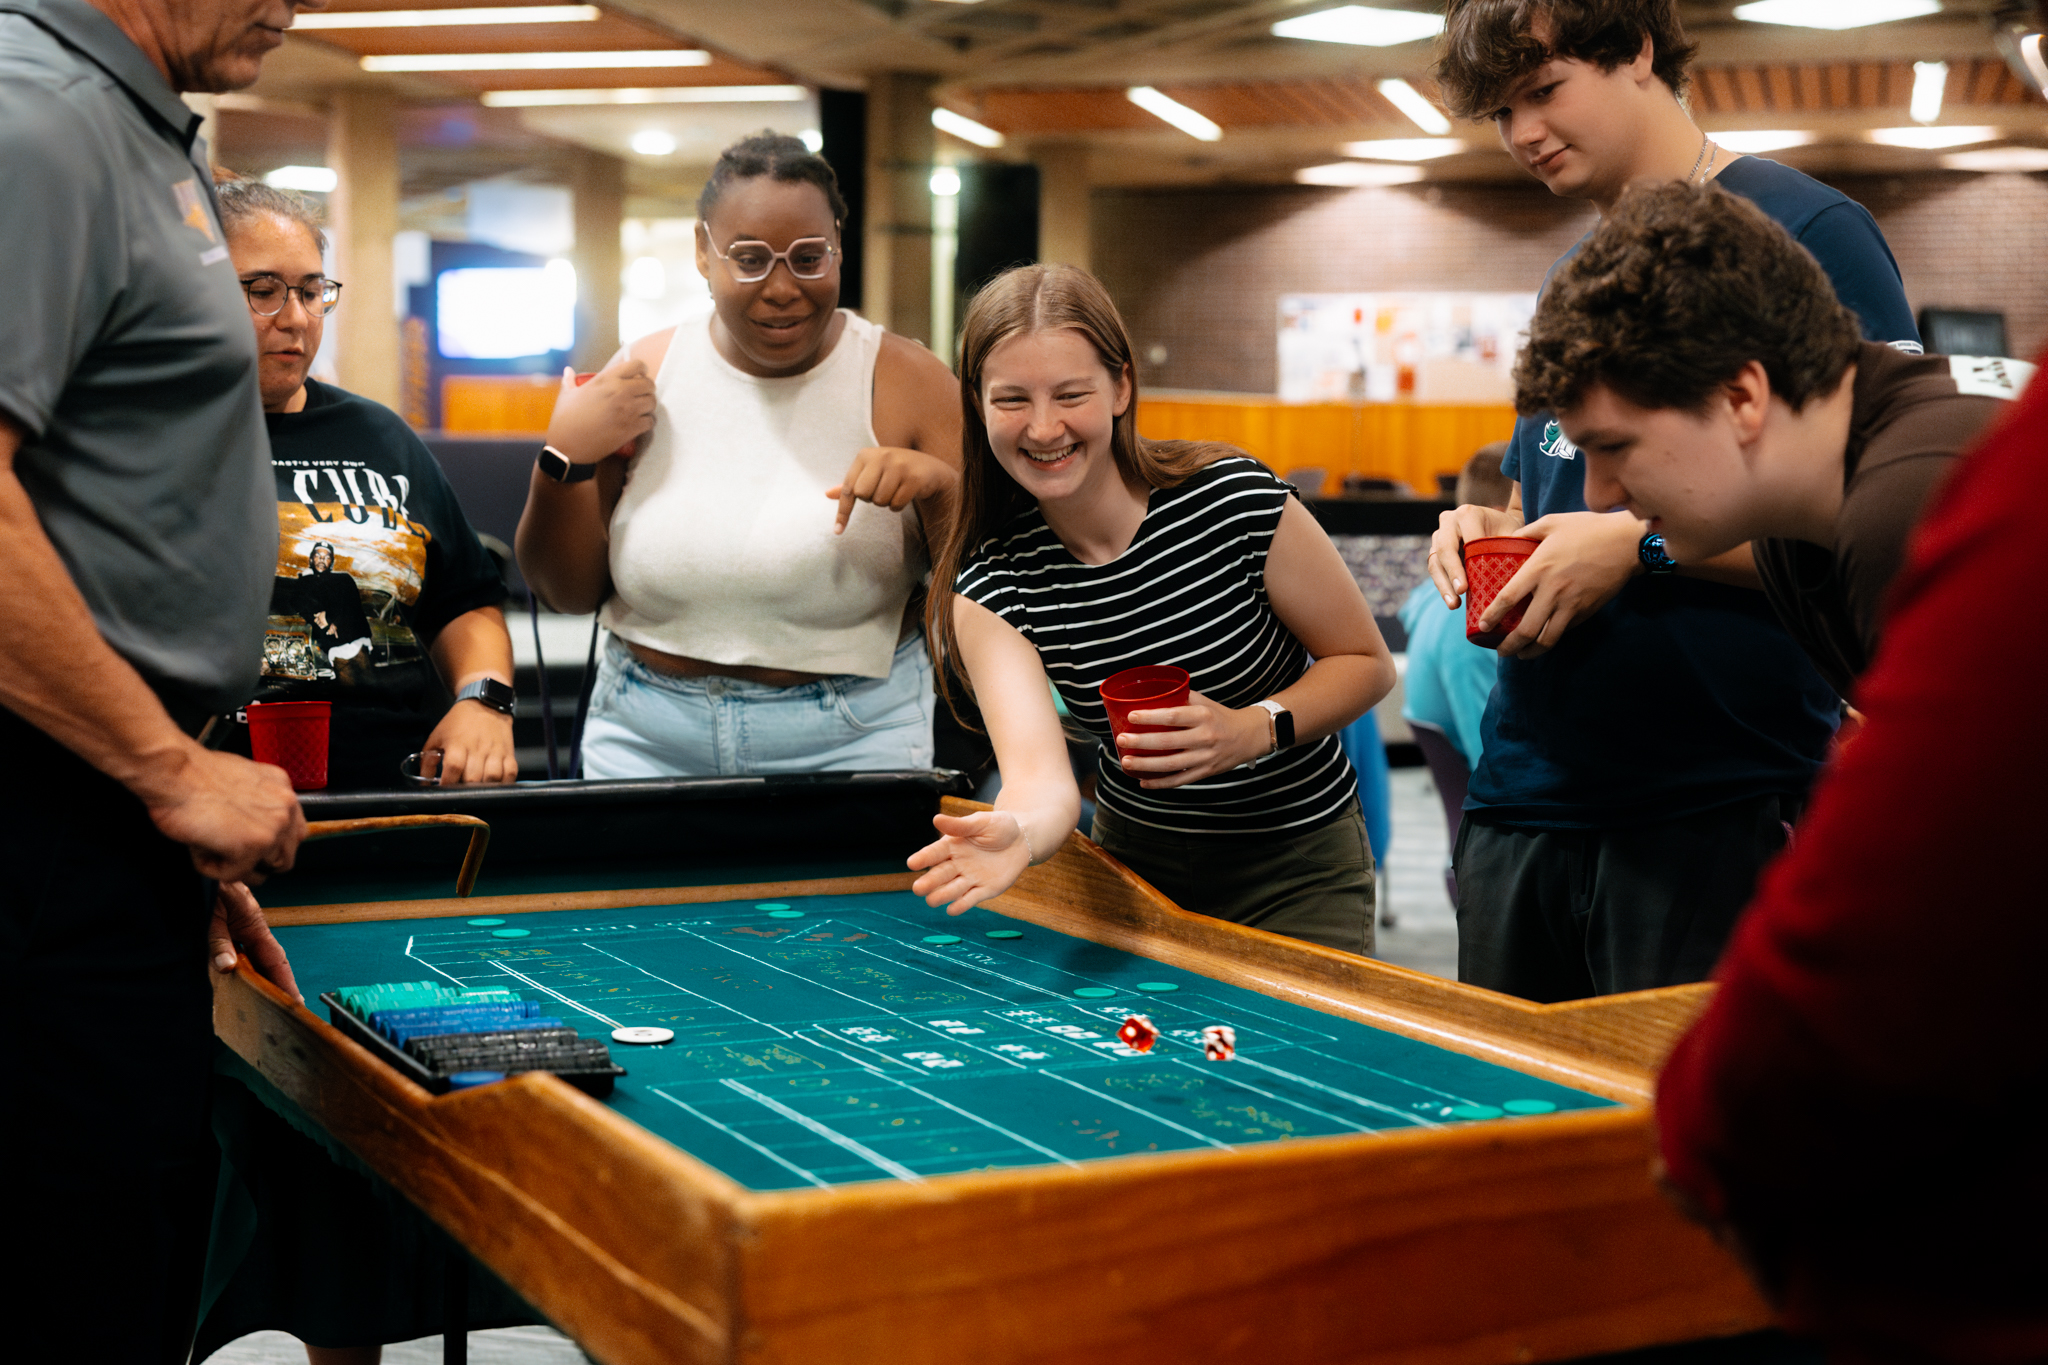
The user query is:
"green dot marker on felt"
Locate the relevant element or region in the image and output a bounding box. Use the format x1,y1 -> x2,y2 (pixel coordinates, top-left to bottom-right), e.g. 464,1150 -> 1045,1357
1072,986 -> 1118,999
1448,1104 -> 1504,1120
490,928 -> 531,939
1134,982 -> 1179,993
984,929 -> 1024,940
467,918 -> 505,927
1502,1099 -> 1557,1115
765,909 -> 805,919
922,933 -> 963,945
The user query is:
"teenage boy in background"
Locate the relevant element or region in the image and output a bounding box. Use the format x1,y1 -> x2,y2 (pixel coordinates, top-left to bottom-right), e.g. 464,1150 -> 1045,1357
1426,0 -> 1922,1002
1518,183 -> 2028,699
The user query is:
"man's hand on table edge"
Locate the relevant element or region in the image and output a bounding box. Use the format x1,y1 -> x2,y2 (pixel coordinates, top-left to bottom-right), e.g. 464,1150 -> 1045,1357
210,879 -> 302,1002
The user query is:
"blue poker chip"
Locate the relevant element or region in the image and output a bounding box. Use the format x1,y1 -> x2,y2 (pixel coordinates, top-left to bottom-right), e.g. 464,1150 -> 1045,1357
447,1070 -> 506,1090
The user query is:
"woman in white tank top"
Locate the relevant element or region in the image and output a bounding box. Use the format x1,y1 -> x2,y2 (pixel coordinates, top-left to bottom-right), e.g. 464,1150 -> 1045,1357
516,133 -> 961,778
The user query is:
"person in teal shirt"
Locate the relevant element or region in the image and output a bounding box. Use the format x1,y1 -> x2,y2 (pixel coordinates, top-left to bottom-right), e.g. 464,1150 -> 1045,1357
1401,444 -> 1511,771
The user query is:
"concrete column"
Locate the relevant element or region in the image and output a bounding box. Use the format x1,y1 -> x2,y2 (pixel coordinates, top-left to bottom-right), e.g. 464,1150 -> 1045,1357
326,91 -> 402,409
571,153 -> 626,369
1033,142 -> 1092,272
863,72 -> 937,344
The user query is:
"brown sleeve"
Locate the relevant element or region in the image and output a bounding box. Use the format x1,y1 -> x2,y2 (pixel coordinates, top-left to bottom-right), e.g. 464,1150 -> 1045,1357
1837,395 -> 2002,659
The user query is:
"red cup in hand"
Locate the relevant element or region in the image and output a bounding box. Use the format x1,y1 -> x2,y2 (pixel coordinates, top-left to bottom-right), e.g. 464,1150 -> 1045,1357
246,699 -> 331,791
1100,666 -> 1191,757
1463,536 -> 1540,649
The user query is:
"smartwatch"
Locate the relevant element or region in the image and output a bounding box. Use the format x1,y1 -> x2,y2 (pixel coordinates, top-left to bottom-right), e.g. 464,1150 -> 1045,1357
1254,699 -> 1294,752
454,678 -> 517,716
1639,532 -> 1679,576
537,444 -> 597,484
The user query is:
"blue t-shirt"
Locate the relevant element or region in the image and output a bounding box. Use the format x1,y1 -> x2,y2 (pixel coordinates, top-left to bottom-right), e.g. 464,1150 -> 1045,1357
1398,579 -> 1497,771
1472,157 -> 1921,828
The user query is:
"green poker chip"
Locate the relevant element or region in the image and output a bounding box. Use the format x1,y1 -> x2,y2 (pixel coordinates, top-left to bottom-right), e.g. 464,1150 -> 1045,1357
1502,1099 -> 1558,1115
984,929 -> 1024,940
1448,1104 -> 1504,1120
490,928 -> 531,939
1134,982 -> 1179,993
1072,986 -> 1118,999
922,934 -> 963,945
466,918 -> 505,927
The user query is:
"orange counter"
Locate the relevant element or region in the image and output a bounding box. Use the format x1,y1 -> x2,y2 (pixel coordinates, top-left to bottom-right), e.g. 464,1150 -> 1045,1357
441,373 -> 560,436
1135,392 -> 1517,498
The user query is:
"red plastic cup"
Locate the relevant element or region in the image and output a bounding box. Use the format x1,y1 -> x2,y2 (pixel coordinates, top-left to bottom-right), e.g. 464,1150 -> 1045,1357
1463,536 -> 1540,649
246,699 -> 331,791
1099,666 -> 1191,755
572,372 -> 637,456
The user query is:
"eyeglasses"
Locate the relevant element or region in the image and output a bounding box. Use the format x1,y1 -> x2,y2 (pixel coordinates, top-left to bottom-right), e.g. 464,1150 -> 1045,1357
242,274 -> 344,317
706,236 -> 838,284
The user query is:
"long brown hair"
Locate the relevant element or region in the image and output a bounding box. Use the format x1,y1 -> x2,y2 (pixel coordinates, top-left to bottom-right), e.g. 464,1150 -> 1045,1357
926,263 -> 1238,716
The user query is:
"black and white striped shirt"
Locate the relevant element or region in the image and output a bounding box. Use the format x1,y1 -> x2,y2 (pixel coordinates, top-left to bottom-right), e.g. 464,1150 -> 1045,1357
956,456 -> 1356,837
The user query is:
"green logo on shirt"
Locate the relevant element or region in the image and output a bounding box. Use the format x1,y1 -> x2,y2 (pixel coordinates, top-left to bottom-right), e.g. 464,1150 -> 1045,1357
1539,420 -> 1578,461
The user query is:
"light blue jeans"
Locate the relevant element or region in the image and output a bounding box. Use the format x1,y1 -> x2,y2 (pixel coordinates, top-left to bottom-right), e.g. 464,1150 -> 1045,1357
581,633 -> 935,778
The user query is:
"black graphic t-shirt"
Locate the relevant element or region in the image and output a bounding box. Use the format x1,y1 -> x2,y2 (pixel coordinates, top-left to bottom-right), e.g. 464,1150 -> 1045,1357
251,378 -> 505,788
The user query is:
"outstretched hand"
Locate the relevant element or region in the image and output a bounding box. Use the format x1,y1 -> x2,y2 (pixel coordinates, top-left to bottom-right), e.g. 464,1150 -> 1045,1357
826,446 -> 959,534
908,810 -> 1033,915
209,880 -> 301,1002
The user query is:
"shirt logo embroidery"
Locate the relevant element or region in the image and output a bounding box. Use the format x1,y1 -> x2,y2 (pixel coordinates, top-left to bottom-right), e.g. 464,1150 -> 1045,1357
172,179 -> 216,242
1539,419 -> 1578,461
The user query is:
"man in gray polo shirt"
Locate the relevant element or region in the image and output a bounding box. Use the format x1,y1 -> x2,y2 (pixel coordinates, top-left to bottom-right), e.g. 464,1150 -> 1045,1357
0,0 -> 320,1354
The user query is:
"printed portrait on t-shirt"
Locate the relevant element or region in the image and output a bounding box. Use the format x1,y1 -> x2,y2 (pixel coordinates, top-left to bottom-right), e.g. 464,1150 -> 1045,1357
260,457 -> 434,709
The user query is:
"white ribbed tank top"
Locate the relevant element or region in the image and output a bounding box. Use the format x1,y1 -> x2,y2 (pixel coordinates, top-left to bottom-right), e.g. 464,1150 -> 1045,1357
601,311 -> 924,678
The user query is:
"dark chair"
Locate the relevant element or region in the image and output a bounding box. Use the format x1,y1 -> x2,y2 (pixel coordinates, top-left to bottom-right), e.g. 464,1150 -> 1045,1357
1341,474 -> 1408,496
1407,721 -> 1470,911
1281,466 -> 1329,498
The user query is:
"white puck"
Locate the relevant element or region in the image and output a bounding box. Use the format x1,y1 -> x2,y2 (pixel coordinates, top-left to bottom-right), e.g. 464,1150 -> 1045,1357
611,1026 -> 674,1045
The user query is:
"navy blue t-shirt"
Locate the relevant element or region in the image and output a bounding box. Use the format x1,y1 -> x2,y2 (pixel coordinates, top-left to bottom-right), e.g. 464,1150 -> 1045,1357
1471,157 -> 1921,828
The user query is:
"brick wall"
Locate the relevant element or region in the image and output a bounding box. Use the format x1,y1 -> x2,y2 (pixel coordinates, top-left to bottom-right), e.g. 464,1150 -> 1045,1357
1832,172 -> 2048,363
1095,169 -> 2048,395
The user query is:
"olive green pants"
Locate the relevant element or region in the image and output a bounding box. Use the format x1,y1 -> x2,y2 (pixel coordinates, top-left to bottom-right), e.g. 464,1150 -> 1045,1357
1090,803 -> 1375,956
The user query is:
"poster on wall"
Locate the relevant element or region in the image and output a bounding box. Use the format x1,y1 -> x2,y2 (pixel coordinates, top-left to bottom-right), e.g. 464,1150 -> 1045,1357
1277,292 -> 1537,404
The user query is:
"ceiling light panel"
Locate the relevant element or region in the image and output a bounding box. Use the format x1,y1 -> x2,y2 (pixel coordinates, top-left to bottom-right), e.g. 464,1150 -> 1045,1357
1377,78 -> 1451,135
1868,125 -> 1999,148
1297,161 -> 1425,186
933,107 -> 1005,148
481,84 -> 806,106
1127,87 -> 1222,141
1272,6 -> 1445,47
1339,137 -> 1464,160
1732,0 -> 1940,31
295,6 -> 599,28
1941,146 -> 2048,172
1910,61 -> 1948,124
361,49 -> 710,71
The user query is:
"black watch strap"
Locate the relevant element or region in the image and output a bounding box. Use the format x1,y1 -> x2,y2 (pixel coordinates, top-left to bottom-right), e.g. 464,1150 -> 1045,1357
538,444 -> 597,483
1639,532 -> 1679,576
455,678 -> 517,715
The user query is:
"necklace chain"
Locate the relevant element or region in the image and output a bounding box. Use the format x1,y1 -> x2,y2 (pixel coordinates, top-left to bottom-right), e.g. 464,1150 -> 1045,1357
1687,133 -> 1718,186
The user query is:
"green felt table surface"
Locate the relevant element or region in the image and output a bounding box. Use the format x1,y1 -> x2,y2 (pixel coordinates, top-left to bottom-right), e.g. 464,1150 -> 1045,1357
279,889 -> 1616,1192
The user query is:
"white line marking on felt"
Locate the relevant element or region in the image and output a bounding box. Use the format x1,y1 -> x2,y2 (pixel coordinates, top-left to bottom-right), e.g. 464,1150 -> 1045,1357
1230,1055 -> 1441,1127
718,1078 -> 925,1183
484,960 -> 623,1030
578,942 -> 787,1034
1168,1058 -> 1372,1133
881,1079 -> 1083,1168
649,1090 -> 831,1189
1287,1045 -> 1472,1109
1037,1069 -> 1234,1151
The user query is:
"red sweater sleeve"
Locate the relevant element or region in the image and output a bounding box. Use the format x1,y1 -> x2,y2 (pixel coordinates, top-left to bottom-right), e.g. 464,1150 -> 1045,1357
1656,354 -> 2048,1365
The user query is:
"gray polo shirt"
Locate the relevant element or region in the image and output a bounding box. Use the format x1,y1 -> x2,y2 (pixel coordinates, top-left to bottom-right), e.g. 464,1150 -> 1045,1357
0,0 -> 274,724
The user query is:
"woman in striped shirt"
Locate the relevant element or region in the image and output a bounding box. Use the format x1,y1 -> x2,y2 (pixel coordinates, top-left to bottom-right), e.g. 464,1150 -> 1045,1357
908,264 -> 1395,952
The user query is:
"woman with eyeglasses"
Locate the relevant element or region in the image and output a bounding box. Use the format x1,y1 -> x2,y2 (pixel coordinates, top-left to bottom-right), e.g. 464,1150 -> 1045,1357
518,132 -> 961,778
216,176 -> 519,791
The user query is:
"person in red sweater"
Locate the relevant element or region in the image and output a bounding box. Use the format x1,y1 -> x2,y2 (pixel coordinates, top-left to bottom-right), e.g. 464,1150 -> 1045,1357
1655,346 -> 2048,1362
